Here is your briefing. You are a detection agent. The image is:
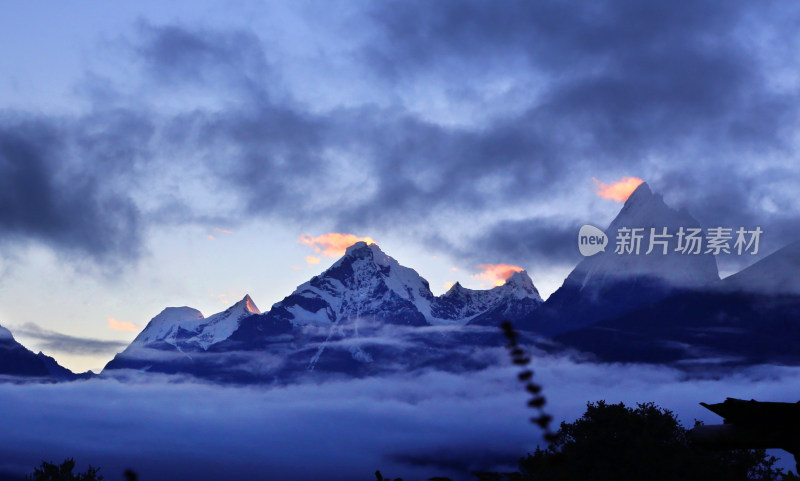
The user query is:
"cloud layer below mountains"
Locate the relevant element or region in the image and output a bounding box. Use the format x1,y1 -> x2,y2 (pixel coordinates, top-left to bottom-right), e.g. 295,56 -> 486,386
0,356 -> 798,481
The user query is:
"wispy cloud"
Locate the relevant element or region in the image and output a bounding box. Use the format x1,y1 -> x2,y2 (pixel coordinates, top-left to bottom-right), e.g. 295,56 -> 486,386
12,323 -> 129,355
472,264 -> 524,287
209,292 -> 241,305
298,233 -> 375,257
108,317 -> 141,332
593,177 -> 644,202
305,256 -> 321,265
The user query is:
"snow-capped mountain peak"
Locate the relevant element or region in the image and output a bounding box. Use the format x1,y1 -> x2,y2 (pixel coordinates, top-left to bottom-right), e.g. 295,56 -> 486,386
443,281 -> 466,296
623,180 -> 653,207
430,271 -> 543,324
126,295 -> 263,351
129,306 -> 205,348
192,295 -> 262,349
521,181 -> 720,335
344,240 -> 377,256
241,294 -> 261,314
498,270 -> 542,301
283,241 -> 435,327
572,181 -> 719,289
105,242 -> 546,377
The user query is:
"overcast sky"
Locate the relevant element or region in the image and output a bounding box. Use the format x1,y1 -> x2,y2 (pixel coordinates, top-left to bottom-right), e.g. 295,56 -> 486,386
1,0 -> 799,372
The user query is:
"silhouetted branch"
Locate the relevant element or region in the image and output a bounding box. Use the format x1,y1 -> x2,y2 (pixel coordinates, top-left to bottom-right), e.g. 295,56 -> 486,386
500,321 -> 558,445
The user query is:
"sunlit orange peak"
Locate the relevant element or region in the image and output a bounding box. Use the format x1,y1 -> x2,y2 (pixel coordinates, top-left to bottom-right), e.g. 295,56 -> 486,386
298,233 -> 376,257
472,264 -> 524,287
592,176 -> 644,202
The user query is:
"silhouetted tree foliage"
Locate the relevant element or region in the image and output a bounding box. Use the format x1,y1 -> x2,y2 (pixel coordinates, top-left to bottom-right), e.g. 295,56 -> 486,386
519,401 -> 785,481
26,459 -> 102,481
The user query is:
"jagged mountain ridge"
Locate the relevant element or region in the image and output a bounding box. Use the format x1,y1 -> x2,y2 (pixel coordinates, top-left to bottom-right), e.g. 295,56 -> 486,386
123,242 -> 543,351
103,241 -> 544,380
434,271 -> 543,325
123,294 -> 261,353
0,324 -> 90,380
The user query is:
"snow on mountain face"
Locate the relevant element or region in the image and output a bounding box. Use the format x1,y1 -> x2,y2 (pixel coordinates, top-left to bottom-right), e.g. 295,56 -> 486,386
570,182 -> 719,289
104,242 -> 546,379
432,282 -> 496,321
269,242 -> 544,329
127,296 -> 261,351
431,271 -> 542,323
128,306 -> 205,348
502,270 -> 543,300
192,295 -> 261,349
106,241 -> 545,380
278,242 -> 434,328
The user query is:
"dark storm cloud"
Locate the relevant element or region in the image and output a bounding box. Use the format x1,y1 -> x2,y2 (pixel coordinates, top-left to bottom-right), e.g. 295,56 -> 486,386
323,112 -> 564,231
127,1 -> 799,265
6,0 -> 800,269
361,0 -> 800,246
135,22 -> 272,95
386,0 -> 794,258
657,167 -> 800,271
13,323 -> 129,355
124,20 -> 570,229
0,116 -> 144,264
467,218 -> 583,266
368,0 -> 793,158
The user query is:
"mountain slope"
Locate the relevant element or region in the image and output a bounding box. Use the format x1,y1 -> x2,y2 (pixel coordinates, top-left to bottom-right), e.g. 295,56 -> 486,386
522,182 -> 719,336
721,241 -> 800,295
118,295 -> 262,353
463,271 -> 543,326
556,241 -> 800,365
0,325 -> 50,377
273,241 -> 435,328
0,325 -> 87,380
103,296 -> 264,376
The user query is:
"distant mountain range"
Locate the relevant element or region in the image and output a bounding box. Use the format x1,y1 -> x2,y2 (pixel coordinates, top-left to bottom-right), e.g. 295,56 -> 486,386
0,325 -> 92,381
1,181 -> 798,382
102,241 -> 544,382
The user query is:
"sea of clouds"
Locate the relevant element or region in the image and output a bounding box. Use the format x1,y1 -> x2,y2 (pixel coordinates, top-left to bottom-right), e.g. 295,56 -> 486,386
1,354 -> 799,481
